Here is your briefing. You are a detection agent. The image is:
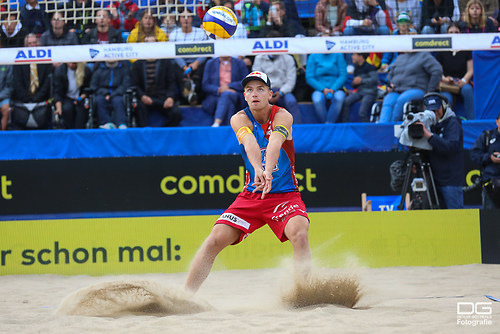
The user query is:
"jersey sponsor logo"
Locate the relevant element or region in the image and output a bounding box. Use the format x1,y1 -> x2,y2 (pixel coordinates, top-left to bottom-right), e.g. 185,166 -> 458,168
219,213 -> 250,230
261,148 -> 279,172
14,49 -> 52,63
252,40 -> 288,53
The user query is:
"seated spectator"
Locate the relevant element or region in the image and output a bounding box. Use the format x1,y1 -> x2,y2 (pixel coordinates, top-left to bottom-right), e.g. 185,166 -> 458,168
378,51 -> 442,123
386,0 -> 421,31
11,34 -> 53,129
458,0 -> 497,21
127,9 -> 168,43
19,0 -> 49,35
241,0 -> 268,38
259,0 -> 305,37
90,61 -> 130,129
108,0 -> 140,33
341,53 -> 378,122
0,52 -> 12,130
305,52 -> 347,123
314,0 -> 347,36
435,23 -> 474,119
421,0 -> 454,34
380,12 -> 416,71
65,0 -> 96,41
160,12 -> 178,38
40,12 -> 79,46
0,12 -> 27,48
344,0 -> 391,36
202,56 -> 248,127
53,62 -> 92,129
130,36 -> 182,127
169,8 -> 209,105
81,9 -> 124,45
459,0 -> 497,32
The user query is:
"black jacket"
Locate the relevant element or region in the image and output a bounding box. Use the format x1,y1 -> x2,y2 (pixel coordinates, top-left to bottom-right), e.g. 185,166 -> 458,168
420,0 -> 454,28
81,27 -> 124,44
471,128 -> 500,180
12,63 -> 52,103
53,63 -> 92,103
90,62 -> 130,97
427,110 -> 464,187
130,59 -> 178,101
0,26 -> 27,48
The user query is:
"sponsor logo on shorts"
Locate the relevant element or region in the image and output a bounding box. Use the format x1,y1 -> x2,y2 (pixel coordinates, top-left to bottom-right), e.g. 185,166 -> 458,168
271,202 -> 300,221
219,213 -> 250,230
175,43 -> 214,56
412,37 -> 451,49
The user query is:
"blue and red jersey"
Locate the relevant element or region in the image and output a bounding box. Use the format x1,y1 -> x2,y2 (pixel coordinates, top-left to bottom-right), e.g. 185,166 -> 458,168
240,105 -> 299,194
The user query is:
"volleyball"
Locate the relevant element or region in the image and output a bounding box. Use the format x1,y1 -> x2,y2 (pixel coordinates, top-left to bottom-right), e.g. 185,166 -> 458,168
202,6 -> 238,40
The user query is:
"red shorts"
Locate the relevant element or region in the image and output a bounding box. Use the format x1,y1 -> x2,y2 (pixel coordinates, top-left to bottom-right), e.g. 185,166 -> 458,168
216,190 -> 309,244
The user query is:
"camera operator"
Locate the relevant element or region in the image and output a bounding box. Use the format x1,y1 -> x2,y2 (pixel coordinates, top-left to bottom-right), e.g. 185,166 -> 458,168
417,93 -> 464,209
470,112 -> 500,209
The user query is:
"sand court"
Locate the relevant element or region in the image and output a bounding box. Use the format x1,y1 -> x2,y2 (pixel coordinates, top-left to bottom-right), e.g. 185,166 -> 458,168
0,264 -> 499,333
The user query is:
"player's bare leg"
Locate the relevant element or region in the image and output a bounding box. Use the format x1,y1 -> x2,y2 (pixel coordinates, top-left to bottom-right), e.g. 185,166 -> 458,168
284,215 -> 311,281
184,224 -> 240,293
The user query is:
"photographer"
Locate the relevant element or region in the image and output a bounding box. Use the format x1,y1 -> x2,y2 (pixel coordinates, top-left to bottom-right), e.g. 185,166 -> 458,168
470,112 -> 500,209
418,93 -> 464,209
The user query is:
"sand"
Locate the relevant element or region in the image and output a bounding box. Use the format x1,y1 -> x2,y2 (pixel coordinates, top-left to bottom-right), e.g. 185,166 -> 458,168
0,264 -> 499,334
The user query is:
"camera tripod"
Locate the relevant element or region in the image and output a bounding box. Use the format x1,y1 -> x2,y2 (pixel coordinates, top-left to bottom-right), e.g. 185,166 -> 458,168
397,150 -> 440,210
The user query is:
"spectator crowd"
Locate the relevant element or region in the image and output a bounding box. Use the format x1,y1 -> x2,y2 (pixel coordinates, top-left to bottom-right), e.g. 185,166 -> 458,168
0,0 -> 498,130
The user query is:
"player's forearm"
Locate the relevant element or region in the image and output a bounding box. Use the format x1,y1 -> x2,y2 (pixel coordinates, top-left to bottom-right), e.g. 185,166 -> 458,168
244,141 -> 264,173
264,133 -> 283,173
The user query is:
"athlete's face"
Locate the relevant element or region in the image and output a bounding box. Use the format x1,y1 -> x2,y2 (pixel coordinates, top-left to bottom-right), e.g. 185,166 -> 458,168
244,81 -> 272,109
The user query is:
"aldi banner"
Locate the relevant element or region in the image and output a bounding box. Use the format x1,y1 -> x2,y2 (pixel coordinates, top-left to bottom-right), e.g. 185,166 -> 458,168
1,34 -> 499,65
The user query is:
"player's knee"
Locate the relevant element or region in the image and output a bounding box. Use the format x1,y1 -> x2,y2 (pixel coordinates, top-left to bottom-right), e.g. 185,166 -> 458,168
204,227 -> 238,252
286,219 -> 309,244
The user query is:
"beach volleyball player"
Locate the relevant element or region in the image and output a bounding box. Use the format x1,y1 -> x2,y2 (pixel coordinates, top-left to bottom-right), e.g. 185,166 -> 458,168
185,71 -> 311,292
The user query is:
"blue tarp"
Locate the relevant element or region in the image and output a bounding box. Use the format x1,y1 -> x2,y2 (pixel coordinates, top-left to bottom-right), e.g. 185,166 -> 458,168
0,121 -> 496,160
474,51 -> 500,120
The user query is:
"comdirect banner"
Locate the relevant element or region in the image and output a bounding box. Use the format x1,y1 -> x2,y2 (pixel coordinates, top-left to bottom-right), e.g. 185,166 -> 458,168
0,210 -> 481,276
0,152 -> 484,216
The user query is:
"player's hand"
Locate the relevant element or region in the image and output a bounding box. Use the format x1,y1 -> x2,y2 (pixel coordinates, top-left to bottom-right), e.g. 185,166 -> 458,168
261,170 -> 273,199
252,168 -> 265,193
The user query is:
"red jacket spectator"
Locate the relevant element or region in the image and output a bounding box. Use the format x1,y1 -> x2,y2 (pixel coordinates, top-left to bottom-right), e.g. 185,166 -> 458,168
108,0 -> 140,32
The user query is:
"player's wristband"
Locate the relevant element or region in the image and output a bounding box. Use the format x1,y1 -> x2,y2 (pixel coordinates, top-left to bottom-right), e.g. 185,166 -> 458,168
273,125 -> 289,139
236,126 -> 252,143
